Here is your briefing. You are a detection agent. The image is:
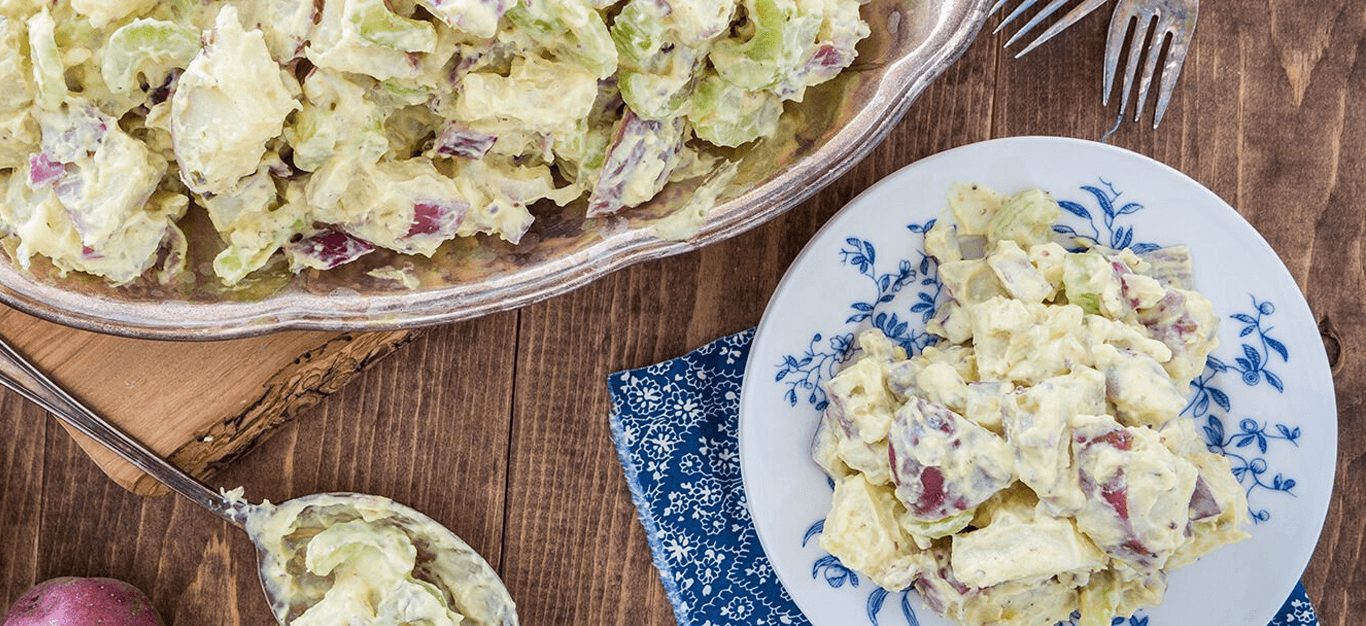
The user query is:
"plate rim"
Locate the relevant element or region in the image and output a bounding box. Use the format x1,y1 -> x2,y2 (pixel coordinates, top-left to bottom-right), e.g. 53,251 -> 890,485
738,135 -> 1339,625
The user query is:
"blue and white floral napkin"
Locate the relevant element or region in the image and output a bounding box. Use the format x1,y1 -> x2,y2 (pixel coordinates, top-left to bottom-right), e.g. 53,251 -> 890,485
607,329 -> 1320,626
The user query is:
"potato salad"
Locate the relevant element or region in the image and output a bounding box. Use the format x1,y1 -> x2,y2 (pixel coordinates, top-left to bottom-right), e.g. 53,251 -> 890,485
812,183 -> 1251,626
0,0 -> 870,285
249,494 -> 517,625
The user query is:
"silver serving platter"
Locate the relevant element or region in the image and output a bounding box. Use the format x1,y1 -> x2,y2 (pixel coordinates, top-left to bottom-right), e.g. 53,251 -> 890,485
0,0 -> 991,340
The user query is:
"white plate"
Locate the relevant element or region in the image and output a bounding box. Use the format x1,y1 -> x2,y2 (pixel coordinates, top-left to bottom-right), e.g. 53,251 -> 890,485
739,137 -> 1337,626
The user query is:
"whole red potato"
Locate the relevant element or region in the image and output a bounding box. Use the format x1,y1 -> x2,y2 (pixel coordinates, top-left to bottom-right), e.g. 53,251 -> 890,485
3,577 -> 163,626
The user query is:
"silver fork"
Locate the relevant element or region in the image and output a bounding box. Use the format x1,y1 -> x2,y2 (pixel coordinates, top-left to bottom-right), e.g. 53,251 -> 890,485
1103,0 -> 1200,129
990,0 -> 1110,58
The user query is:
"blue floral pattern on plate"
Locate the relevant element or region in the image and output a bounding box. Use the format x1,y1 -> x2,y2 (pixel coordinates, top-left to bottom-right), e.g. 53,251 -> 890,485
779,178 -> 1312,625
774,219 -> 943,411
1183,296 -> 1301,522
1051,178 -> 1160,253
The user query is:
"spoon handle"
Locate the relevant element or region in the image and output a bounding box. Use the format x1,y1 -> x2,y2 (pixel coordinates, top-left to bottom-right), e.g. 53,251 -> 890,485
0,335 -> 246,527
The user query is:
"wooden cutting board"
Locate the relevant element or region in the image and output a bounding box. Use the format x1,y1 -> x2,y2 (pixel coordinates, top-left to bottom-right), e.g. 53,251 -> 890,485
0,306 -> 414,495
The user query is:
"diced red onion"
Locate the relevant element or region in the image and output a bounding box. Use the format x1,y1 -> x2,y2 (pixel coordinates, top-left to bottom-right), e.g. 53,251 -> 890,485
289,227 -> 375,270
405,200 -> 468,238
27,153 -> 65,187
810,44 -> 849,69
435,125 -> 496,160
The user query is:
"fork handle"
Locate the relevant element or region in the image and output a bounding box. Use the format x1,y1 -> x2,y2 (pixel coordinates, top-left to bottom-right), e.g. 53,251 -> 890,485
0,336 -> 246,527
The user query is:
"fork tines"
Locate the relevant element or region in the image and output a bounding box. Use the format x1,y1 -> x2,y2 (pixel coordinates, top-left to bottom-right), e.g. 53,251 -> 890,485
1103,0 -> 1200,129
991,0 -> 1110,58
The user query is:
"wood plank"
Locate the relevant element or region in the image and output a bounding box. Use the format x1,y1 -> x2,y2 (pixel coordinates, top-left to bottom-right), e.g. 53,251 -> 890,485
990,4 -> 1366,623
34,418 -> 260,626
0,396 -> 44,603
497,30 -> 1001,625
0,307 -> 412,494
220,312 -> 518,556
2,315 -> 516,625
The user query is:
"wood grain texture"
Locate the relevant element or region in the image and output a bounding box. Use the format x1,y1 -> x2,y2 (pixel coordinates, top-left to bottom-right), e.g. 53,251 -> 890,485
0,307 -> 411,494
1,1 -> 1363,624
1,316 -> 516,625
0,396 -> 43,601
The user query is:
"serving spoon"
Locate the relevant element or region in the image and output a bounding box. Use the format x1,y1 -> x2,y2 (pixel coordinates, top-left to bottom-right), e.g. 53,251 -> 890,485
0,335 -> 516,625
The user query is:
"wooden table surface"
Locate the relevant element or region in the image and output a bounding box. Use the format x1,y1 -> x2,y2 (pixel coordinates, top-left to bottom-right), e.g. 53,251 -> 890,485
2,2 -> 1362,624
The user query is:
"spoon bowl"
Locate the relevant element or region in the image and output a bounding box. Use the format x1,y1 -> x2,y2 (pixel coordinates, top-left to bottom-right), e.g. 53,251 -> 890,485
248,492 -> 517,626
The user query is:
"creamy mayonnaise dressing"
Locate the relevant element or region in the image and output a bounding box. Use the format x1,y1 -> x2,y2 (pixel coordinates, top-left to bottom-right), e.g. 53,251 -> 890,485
813,182 -> 1250,626
0,0 -> 873,285
247,494 -> 517,626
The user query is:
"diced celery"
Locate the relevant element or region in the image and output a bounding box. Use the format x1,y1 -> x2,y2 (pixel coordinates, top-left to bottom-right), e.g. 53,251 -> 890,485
54,12 -> 100,51
709,0 -> 820,90
213,247 -> 258,285
145,0 -> 199,22
26,10 -> 65,110
617,42 -> 702,120
213,205 -> 308,286
288,106 -> 336,172
898,507 -> 974,549
1062,251 -> 1114,316
987,188 -> 1061,247
288,71 -> 388,173
550,117 -> 611,187
507,0 -> 617,79
347,0 -> 437,53
377,78 -> 435,106
609,0 -> 668,71
687,73 -> 783,147
308,0 -> 420,80
102,19 -> 202,95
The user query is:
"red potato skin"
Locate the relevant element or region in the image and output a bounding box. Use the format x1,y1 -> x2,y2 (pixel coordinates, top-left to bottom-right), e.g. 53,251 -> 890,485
1188,476 -> 1223,521
3,578 -> 164,626
1075,429 -> 1163,565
